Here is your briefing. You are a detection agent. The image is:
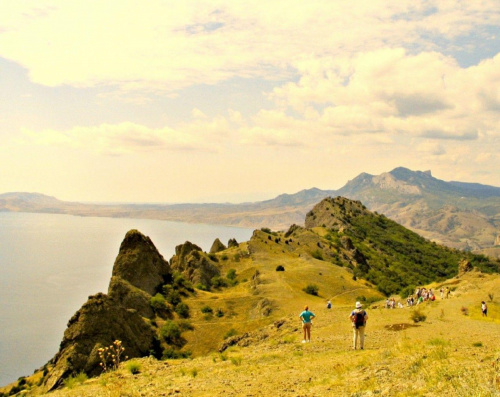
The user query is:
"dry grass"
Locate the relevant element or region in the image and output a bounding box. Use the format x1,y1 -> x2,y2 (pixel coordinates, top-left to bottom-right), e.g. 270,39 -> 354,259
3,252 -> 499,396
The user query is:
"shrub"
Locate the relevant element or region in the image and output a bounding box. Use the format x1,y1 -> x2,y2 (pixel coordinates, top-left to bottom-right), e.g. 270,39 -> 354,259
160,321 -> 181,344
126,361 -> 141,375
63,376 -> 77,389
221,254 -> 228,261
276,265 -> 285,271
410,308 -> 427,323
230,356 -> 242,366
227,269 -> 237,280
261,227 -> 272,233
164,288 -> 181,307
74,372 -> 88,384
175,302 -> 190,318
208,253 -> 218,262
201,305 -> 213,314
472,342 -> 483,347
195,283 -> 209,291
216,308 -> 224,317
211,276 -> 228,288
177,320 -> 194,331
150,293 -> 167,312
224,328 -> 238,339
303,284 -> 319,296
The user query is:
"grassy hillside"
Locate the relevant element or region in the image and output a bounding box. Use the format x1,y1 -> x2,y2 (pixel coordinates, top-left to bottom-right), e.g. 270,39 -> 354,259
7,272 -> 500,396
3,197 -> 499,395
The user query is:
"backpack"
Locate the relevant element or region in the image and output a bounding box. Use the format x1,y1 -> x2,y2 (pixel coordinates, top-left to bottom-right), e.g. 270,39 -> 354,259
354,310 -> 365,328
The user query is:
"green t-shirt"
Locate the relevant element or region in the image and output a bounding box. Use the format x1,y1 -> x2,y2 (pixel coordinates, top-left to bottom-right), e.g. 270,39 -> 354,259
299,310 -> 315,323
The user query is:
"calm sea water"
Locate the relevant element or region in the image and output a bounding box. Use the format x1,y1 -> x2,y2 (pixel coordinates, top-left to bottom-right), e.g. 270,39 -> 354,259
0,212 -> 253,386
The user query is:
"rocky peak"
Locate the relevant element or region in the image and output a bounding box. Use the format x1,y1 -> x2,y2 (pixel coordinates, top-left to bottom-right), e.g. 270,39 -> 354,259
304,196 -> 369,230
111,229 -> 171,296
210,238 -> 227,254
228,238 -> 239,248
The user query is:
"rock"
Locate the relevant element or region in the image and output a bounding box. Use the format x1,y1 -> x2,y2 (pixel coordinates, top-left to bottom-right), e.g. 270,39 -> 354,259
45,293 -> 158,391
170,241 -> 220,287
108,276 -> 154,319
209,238 -> 227,253
112,229 -> 171,296
44,229 -> 170,390
285,224 -> 303,237
458,259 -> 473,276
228,238 -> 239,248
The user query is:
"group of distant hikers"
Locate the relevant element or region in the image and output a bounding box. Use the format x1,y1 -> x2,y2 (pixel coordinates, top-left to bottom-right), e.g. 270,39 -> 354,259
299,285 -> 489,350
299,301 -> 368,350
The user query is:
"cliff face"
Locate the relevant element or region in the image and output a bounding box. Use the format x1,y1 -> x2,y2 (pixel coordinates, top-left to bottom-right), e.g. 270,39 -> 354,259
44,230 -> 170,391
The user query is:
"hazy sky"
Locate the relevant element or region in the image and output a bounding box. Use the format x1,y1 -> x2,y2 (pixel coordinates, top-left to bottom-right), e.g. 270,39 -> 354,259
1,1 -> 499,203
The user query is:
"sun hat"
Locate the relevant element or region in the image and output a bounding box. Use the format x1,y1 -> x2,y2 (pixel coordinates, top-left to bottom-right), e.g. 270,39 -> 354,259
355,301 -> 362,308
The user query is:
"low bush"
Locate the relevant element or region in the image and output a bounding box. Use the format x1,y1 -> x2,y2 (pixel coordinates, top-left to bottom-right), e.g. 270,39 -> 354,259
303,284 -> 319,296
175,302 -> 190,318
201,305 -> 213,314
410,308 -> 427,323
276,265 -> 285,271
224,328 -> 238,339
126,361 -> 141,375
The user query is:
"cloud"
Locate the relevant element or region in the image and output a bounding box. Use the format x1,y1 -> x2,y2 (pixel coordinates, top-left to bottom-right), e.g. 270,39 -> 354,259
22,122 -> 210,155
0,1 -> 497,94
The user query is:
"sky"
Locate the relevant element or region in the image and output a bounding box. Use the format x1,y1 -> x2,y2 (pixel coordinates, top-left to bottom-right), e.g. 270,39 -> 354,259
0,1 -> 499,203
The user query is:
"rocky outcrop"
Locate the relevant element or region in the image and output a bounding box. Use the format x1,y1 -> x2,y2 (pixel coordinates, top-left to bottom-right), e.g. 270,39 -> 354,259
111,229 -> 171,296
44,293 -> 158,391
44,230 -> 170,390
228,238 -> 239,248
170,241 -> 220,287
458,259 -> 473,276
209,238 -> 227,253
305,196 -> 369,230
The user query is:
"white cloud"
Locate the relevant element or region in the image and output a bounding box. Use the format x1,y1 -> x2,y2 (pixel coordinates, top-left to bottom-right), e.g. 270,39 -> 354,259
22,122 -> 208,155
0,1 -> 497,93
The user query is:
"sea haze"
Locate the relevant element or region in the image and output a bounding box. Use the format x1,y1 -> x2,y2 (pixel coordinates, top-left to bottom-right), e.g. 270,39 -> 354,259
0,212 -> 253,387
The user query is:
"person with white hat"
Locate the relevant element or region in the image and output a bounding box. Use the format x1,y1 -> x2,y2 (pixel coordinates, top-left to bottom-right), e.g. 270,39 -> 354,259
349,301 -> 368,350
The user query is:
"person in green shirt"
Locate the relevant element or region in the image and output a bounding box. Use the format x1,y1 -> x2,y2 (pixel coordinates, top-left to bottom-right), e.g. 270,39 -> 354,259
299,305 -> 316,343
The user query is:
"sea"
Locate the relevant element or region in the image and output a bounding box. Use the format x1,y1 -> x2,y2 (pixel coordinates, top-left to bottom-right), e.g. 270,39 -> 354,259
0,211 -> 254,386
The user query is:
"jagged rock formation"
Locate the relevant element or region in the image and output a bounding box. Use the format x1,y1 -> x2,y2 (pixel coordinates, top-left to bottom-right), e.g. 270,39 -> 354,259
228,238 -> 239,248
170,241 -> 220,287
209,238 -> 227,253
44,293 -> 158,390
44,230 -> 169,390
111,230 -> 171,296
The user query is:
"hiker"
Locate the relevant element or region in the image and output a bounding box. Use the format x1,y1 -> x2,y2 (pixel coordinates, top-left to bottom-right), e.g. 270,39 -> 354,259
482,301 -> 488,317
326,300 -> 332,309
445,287 -> 450,299
350,301 -> 368,350
440,287 -> 444,299
299,305 -> 315,343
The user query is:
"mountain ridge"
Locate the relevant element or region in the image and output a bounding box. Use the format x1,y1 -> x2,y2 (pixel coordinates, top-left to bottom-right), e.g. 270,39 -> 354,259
1,167 -> 499,251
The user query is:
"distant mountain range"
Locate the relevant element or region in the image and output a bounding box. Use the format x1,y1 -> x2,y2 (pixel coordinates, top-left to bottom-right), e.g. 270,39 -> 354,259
1,167 -> 500,251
